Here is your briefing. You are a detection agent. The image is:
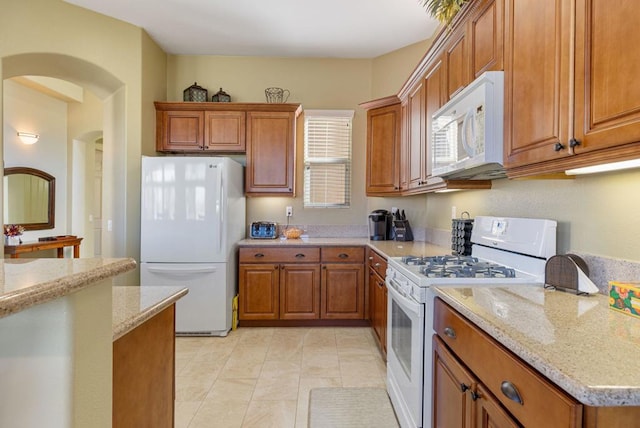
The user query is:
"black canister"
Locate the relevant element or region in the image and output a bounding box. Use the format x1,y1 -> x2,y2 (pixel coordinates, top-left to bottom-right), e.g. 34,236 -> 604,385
451,211 -> 473,255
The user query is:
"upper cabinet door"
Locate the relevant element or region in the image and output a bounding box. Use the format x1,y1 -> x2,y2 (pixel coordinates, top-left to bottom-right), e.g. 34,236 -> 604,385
574,0 -> 640,154
469,0 -> 504,78
366,103 -> 402,195
157,110 -> 204,152
204,111 -> 246,152
443,26 -> 470,101
503,0 -> 573,170
405,81 -> 426,189
245,111 -> 296,196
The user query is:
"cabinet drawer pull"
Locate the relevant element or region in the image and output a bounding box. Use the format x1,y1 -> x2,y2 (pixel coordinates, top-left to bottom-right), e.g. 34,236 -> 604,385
295,253 -> 306,258
338,253 -> 349,259
500,381 -> 524,405
254,253 -> 265,258
444,327 -> 456,339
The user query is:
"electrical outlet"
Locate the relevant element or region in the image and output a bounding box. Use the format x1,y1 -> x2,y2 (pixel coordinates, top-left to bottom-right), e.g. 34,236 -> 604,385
286,206 -> 293,217
451,206 -> 457,219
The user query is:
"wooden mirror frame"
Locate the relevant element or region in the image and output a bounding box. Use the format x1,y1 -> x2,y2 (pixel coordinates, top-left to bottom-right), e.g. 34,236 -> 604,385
4,167 -> 55,231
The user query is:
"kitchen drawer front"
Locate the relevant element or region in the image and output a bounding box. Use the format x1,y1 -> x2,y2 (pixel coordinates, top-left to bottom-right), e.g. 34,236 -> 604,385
433,298 -> 582,428
367,249 -> 387,277
321,247 -> 365,263
239,247 -> 320,263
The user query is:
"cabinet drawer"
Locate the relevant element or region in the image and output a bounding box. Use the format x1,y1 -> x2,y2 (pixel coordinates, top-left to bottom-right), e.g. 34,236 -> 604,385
367,249 -> 387,277
434,298 -> 582,427
321,247 -> 365,263
239,247 -> 320,263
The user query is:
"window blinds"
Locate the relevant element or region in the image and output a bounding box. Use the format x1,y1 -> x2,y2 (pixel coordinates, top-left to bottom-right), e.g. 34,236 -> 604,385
303,110 -> 354,208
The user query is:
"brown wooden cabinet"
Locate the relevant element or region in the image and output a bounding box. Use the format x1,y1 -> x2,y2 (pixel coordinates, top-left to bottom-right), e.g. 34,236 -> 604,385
321,247 -> 365,320
155,102 -> 301,195
204,110 -> 245,151
280,263 -> 321,320
433,336 -> 518,428
113,305 -> 176,428
239,246 -> 365,324
443,25 -> 470,101
156,109 -> 204,152
434,298 -> 582,427
367,247 -> 387,357
245,110 -> 297,196
469,0 -> 504,79
361,96 -> 402,196
505,0 -> 640,177
404,80 -> 427,190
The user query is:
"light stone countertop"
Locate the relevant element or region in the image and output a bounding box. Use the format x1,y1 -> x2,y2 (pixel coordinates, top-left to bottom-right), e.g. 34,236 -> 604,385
238,238 -> 448,258
112,285 -> 188,341
0,257 -> 137,319
433,286 -> 640,406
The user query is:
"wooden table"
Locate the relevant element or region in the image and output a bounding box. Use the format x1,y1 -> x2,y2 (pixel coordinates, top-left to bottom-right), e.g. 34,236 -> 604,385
4,236 -> 83,258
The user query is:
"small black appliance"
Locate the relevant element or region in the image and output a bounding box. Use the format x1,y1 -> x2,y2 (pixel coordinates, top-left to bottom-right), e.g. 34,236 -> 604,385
368,209 -> 393,241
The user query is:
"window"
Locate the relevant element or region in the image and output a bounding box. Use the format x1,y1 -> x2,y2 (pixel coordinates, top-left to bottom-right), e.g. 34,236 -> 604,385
304,110 -> 354,208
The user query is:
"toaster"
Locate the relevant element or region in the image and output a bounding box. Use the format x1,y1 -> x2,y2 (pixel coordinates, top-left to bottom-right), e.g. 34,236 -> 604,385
250,221 -> 278,239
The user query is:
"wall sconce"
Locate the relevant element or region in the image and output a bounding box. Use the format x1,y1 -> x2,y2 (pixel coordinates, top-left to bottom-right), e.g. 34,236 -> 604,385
17,132 -> 39,145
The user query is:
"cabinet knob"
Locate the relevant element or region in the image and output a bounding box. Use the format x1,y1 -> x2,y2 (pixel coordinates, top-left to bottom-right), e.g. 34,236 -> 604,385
569,138 -> 581,148
500,381 -> 524,405
470,391 -> 479,401
338,253 -> 349,259
460,383 -> 469,392
374,263 -> 381,267
553,142 -> 565,152
295,253 -> 306,258
444,327 -> 457,339
255,253 -> 265,258
368,256 -> 374,261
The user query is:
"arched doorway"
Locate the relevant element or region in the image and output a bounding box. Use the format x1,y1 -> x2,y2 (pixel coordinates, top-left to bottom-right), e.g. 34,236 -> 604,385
2,53 -> 126,258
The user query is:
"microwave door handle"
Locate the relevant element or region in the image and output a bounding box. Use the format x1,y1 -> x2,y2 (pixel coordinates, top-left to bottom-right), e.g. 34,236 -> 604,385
461,110 -> 475,157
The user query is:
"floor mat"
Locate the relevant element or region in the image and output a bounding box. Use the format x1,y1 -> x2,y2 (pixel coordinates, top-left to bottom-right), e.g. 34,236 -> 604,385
308,387 -> 399,428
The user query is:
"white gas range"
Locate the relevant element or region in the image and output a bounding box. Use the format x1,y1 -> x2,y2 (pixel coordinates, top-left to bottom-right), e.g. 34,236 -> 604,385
385,216 -> 557,428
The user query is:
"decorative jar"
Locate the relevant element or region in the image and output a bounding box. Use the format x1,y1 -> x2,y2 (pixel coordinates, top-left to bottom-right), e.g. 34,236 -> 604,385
183,82 -> 208,102
212,88 -> 231,102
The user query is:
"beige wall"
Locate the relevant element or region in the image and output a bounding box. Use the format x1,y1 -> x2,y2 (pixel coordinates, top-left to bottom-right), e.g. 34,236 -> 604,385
1,0 -> 167,266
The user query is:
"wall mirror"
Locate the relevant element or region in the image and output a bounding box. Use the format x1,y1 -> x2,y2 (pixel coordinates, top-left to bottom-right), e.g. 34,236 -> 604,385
3,167 -> 55,230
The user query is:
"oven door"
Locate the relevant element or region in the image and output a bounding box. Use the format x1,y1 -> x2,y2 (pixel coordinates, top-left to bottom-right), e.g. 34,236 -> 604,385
386,277 -> 425,428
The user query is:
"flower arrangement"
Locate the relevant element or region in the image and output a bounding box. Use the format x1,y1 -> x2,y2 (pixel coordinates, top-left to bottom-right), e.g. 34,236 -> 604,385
4,224 -> 25,237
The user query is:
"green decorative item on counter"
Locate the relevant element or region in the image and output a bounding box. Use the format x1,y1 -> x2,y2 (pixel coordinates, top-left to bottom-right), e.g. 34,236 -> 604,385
609,281 -> 640,319
420,0 -> 469,27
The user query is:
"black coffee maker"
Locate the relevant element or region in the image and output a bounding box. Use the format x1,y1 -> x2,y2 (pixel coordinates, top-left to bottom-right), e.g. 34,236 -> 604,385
369,209 -> 393,241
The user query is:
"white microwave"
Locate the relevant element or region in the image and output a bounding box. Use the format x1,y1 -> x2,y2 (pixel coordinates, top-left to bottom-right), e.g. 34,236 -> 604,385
431,71 -> 505,179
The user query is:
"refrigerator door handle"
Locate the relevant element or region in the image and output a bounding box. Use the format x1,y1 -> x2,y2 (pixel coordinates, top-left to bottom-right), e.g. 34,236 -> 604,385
217,163 -> 224,254
145,265 -> 218,275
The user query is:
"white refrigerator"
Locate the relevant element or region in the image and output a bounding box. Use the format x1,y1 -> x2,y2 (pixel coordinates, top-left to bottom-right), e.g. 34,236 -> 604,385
140,156 -> 245,336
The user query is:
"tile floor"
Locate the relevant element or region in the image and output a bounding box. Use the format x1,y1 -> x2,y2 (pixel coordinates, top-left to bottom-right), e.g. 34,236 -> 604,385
174,326 -> 387,428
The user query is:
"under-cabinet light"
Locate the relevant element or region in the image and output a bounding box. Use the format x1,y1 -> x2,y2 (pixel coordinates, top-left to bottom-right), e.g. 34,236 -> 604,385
565,158 -> 640,175
17,132 -> 39,145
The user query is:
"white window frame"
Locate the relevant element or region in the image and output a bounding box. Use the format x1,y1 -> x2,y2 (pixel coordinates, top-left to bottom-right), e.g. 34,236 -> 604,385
303,109 -> 354,208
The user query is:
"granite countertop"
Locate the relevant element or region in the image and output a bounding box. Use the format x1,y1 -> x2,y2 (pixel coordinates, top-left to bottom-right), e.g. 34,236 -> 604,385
433,286 -> 640,407
238,238 -> 448,258
112,285 -> 188,341
0,258 -> 137,319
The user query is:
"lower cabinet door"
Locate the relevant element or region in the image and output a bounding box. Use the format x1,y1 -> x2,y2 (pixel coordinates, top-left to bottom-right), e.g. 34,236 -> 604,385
475,384 -> 520,428
321,263 -> 365,319
280,264 -> 321,320
239,264 -> 279,320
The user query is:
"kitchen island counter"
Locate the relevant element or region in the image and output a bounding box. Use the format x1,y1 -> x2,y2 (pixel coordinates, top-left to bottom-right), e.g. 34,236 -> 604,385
433,285 -> 640,407
0,257 -> 136,319
112,285 -> 188,341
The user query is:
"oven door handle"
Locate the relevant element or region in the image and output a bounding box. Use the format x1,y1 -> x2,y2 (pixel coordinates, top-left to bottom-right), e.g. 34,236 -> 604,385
386,279 -> 424,318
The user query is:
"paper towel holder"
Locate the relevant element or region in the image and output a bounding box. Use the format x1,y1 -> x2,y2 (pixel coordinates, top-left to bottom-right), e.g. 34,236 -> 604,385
544,254 -> 591,295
